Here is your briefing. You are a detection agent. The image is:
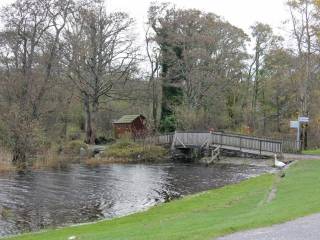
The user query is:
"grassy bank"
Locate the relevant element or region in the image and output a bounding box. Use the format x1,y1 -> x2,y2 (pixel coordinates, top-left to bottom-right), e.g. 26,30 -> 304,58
86,140 -> 168,166
6,159 -> 320,240
302,148 -> 320,155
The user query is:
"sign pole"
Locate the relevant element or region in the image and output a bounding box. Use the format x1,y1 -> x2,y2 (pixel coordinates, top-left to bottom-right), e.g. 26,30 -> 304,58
298,116 -> 309,151
290,119 -> 308,152
297,122 -> 300,151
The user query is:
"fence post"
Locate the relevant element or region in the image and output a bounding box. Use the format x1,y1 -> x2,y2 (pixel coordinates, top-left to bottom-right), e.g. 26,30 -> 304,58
260,140 -> 262,156
211,133 -> 214,144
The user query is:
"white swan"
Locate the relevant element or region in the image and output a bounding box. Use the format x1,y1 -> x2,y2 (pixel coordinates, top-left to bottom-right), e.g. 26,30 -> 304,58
274,154 -> 286,168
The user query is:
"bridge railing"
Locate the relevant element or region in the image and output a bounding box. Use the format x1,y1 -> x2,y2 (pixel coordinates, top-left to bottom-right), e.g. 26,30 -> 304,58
281,139 -> 300,153
173,132 -> 211,147
142,134 -> 174,145
211,132 -> 282,153
145,131 -> 298,154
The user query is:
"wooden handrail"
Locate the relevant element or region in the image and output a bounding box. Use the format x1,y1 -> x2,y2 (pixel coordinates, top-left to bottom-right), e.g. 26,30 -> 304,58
145,131 -> 299,153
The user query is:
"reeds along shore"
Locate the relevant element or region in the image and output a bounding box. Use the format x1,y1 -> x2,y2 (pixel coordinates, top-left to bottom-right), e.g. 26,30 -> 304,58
0,140 -> 169,173
0,149 -> 14,173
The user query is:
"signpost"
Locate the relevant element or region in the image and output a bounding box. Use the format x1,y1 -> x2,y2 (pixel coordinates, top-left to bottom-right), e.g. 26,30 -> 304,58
290,121 -> 299,129
290,116 -> 310,151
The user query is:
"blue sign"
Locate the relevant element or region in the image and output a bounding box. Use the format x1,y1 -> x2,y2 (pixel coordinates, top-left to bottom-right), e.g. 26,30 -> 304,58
298,117 -> 309,123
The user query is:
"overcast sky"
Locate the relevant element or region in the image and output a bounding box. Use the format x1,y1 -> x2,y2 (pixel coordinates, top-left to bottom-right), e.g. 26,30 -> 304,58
105,0 -> 291,35
1,0 -> 290,31
0,0 -> 292,44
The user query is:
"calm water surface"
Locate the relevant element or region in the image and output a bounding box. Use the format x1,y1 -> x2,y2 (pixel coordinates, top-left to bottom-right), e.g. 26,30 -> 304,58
0,162 -> 272,237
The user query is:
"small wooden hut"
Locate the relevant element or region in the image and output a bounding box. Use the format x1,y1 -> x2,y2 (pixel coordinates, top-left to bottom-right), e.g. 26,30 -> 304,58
113,114 -> 148,139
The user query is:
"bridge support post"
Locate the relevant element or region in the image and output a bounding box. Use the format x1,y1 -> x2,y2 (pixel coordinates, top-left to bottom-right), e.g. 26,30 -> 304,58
259,140 -> 262,156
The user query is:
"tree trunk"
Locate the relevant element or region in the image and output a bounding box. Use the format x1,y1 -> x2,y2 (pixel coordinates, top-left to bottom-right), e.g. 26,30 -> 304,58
84,94 -> 98,145
304,126 -> 308,149
276,96 -> 281,132
84,94 -> 93,144
12,140 -> 27,169
251,44 -> 260,131
61,115 -> 68,139
262,89 -> 266,135
90,100 -> 98,144
152,101 -> 157,132
152,80 -> 158,132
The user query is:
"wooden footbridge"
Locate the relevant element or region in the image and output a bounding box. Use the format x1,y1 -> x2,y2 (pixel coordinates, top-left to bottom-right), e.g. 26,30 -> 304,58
172,131 -> 282,154
146,131 -> 299,162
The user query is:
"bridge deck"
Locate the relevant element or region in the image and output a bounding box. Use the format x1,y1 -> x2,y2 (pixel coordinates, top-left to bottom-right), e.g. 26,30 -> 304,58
171,132 -> 284,155
212,144 -> 275,157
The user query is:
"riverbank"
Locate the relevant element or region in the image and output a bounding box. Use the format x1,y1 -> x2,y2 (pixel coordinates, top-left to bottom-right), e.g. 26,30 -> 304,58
5,159 -> 320,240
0,140 -> 169,173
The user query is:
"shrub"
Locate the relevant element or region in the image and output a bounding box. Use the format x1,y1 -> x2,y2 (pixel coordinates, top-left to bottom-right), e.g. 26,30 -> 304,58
33,148 -> 67,170
68,132 -> 82,141
160,115 -> 176,133
0,148 -> 14,173
95,136 -> 115,145
64,140 -> 88,155
175,105 -> 212,131
106,140 -> 168,162
67,125 -> 83,141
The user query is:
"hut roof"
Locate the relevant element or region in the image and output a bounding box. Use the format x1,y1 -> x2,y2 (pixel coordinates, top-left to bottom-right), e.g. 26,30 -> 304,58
113,115 -> 145,124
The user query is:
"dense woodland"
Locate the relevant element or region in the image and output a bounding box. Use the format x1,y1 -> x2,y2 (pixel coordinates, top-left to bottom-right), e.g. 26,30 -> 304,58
0,0 -> 320,166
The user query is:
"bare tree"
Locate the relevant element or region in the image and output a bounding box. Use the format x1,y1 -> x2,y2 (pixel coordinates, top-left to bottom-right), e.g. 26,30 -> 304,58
65,2 -> 138,144
287,0 -> 318,148
0,0 -> 74,166
249,22 -> 281,132
145,24 -> 161,132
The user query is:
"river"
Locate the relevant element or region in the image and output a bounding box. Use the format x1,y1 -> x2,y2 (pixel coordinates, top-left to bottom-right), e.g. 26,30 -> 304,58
0,162 -> 273,237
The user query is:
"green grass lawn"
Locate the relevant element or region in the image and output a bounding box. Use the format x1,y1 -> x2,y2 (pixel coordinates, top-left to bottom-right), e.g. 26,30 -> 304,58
6,160 -> 320,240
302,148 -> 320,155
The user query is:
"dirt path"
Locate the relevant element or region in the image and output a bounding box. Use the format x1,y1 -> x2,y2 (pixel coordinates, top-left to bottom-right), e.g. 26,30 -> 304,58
215,213 -> 320,240
283,153 -> 320,161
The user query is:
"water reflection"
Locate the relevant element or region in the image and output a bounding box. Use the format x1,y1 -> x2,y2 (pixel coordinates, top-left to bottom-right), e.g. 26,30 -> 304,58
0,162 -> 272,237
